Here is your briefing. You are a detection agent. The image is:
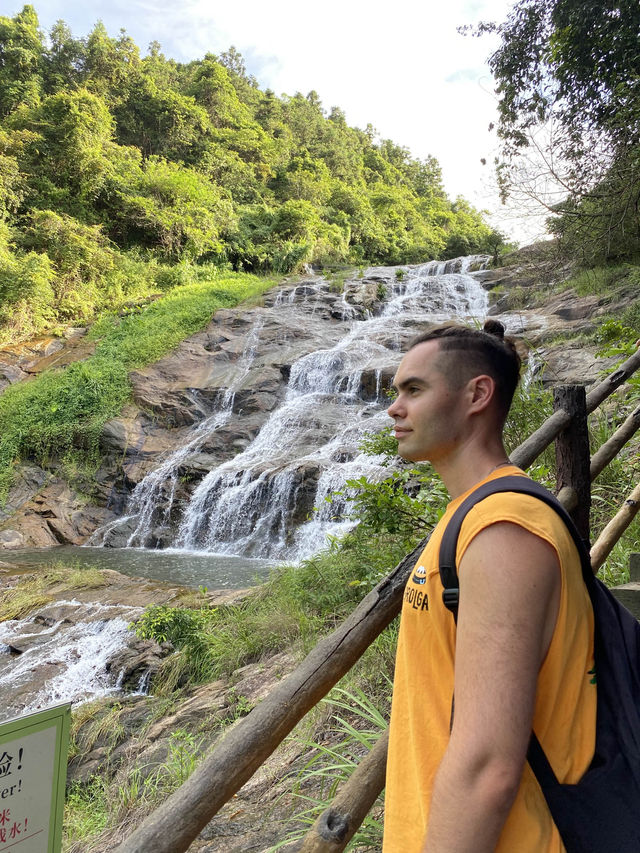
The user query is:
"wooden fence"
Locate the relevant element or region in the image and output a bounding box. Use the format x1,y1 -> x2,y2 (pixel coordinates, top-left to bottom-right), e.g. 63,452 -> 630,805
115,347 -> 640,853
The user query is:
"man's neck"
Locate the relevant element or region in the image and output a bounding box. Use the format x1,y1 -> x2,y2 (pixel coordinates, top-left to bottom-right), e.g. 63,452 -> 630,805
433,441 -> 511,500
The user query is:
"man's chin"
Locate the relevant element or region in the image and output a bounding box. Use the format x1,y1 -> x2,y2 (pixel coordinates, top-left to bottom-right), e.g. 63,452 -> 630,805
397,446 -> 418,462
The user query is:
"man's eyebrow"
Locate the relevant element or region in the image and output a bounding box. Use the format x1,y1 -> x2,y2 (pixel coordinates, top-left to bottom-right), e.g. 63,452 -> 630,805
392,376 -> 427,392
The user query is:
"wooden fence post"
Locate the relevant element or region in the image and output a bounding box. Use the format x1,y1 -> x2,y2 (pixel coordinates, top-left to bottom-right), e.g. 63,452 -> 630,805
554,385 -> 591,541
293,728 -> 389,853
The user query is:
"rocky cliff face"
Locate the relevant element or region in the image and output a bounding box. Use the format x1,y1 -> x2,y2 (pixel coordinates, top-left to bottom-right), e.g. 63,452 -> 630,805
0,252 -> 631,553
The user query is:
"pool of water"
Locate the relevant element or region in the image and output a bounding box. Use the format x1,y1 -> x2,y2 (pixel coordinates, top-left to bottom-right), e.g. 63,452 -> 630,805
3,545 -> 278,590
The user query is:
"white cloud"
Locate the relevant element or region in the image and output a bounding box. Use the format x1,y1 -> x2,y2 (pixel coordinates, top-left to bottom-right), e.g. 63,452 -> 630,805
8,0 -> 549,243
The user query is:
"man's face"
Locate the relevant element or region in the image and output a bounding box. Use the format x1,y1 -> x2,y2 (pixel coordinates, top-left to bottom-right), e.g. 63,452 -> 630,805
387,340 -> 467,463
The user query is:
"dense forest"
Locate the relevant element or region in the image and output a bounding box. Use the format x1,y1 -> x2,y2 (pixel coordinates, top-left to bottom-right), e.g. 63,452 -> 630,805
0,6 -> 505,345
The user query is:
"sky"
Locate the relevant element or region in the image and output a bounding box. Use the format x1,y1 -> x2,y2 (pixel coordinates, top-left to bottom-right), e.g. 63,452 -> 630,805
8,0 -> 550,244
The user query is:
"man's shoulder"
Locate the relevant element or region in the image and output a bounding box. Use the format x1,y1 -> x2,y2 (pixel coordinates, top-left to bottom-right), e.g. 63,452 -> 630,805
457,488 -> 577,564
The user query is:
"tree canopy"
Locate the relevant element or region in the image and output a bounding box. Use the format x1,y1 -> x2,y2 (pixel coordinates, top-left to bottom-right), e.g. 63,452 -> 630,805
0,5 -> 503,343
479,0 -> 640,263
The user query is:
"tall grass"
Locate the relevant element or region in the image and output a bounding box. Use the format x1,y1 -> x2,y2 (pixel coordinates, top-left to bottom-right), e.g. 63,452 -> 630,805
563,264 -> 640,296
269,684 -> 389,852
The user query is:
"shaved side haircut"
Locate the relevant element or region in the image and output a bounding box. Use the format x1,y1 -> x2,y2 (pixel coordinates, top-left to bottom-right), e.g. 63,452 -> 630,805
409,320 -> 522,421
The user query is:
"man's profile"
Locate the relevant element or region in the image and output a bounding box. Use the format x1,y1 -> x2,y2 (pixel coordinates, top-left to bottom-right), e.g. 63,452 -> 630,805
383,322 -> 596,852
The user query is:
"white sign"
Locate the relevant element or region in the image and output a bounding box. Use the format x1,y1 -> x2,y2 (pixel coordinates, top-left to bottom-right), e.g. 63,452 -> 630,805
0,705 -> 70,853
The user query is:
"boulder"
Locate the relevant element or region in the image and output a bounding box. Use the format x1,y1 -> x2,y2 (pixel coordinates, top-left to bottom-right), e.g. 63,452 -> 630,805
0,464 -> 49,522
1,477 -> 116,548
536,343 -> 621,387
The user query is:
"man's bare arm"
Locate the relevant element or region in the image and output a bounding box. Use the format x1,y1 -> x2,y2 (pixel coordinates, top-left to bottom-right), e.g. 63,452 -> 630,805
423,522 -> 560,853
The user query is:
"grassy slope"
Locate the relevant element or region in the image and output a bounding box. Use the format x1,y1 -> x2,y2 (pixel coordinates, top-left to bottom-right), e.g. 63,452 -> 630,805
0,270 -> 275,500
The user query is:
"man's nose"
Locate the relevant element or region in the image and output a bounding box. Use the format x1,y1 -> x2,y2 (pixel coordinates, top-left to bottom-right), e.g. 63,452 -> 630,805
387,396 -> 401,418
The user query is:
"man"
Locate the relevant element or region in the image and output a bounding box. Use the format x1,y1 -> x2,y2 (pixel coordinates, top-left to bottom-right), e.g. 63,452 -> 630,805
383,322 -> 596,852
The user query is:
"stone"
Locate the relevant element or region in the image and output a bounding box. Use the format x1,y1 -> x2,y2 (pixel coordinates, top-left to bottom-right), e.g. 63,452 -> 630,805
1,475 -> 117,548
106,637 -> 172,692
0,529 -> 25,549
0,464 -> 49,522
538,345 -> 620,388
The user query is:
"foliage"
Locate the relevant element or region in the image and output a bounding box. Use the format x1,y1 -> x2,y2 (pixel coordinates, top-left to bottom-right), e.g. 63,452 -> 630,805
481,0 -> 640,164
133,604 -> 215,659
503,373 -> 554,461
0,6 -> 503,347
472,0 -> 640,264
561,264 -> 637,297
333,466 -> 446,544
64,777 -> 109,850
64,729 -> 202,852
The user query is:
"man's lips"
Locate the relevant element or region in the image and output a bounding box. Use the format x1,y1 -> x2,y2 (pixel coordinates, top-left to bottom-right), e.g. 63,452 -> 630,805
393,427 -> 411,439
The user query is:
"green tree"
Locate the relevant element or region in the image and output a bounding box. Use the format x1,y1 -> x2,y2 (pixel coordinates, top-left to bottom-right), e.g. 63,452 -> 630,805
0,5 -> 43,116
107,156 -> 235,260
0,128 -> 30,219
187,56 -> 252,128
476,0 -> 640,263
114,73 -> 210,162
42,20 -> 85,94
9,87 -> 115,216
0,224 -> 56,339
83,22 -> 140,103
485,0 -> 640,168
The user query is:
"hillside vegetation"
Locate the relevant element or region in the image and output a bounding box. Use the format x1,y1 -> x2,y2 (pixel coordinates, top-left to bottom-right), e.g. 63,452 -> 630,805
0,5 -> 503,345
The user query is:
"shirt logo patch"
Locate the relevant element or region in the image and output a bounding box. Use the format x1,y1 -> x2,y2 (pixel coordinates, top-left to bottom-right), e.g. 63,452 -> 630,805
412,565 -> 427,585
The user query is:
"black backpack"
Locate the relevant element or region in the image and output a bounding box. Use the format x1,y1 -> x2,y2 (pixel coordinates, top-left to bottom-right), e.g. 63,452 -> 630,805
438,475 -> 640,853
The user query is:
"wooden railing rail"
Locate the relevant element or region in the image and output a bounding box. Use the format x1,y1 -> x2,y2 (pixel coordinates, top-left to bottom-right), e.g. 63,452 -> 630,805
590,404 -> 640,482
510,347 -> 640,471
115,349 -> 640,853
591,482 -> 640,572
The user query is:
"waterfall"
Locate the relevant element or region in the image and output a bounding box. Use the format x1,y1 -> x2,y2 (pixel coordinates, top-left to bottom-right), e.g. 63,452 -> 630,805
90,317 -> 265,547
94,257 -> 490,561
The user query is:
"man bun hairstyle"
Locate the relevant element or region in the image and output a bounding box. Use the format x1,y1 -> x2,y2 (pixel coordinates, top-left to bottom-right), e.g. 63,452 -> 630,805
408,321 -> 521,420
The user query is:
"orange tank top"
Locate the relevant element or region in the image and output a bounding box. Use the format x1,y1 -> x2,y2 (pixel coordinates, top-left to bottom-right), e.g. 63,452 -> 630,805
383,466 -> 596,852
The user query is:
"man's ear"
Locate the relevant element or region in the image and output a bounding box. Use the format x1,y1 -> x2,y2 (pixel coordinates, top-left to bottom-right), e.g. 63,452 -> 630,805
467,374 -> 496,413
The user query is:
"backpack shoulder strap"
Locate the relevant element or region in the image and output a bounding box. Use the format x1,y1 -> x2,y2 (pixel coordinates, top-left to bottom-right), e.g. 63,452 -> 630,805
439,474 -> 592,619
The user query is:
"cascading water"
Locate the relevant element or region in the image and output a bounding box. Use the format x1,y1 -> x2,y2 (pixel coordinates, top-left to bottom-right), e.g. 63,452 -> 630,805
0,600 -> 145,717
90,317 -> 266,548
92,256 -> 490,563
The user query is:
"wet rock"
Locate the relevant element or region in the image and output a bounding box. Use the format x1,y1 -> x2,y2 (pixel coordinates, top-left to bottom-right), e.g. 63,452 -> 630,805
0,464 -> 49,523
288,463 -> 322,526
106,637 -> 172,692
539,345 -> 620,387
1,476 -> 116,549
0,362 -> 28,392
0,330 -> 96,389
359,366 -> 395,401
34,607 -> 75,627
344,279 -> 384,312
231,390 -> 280,415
